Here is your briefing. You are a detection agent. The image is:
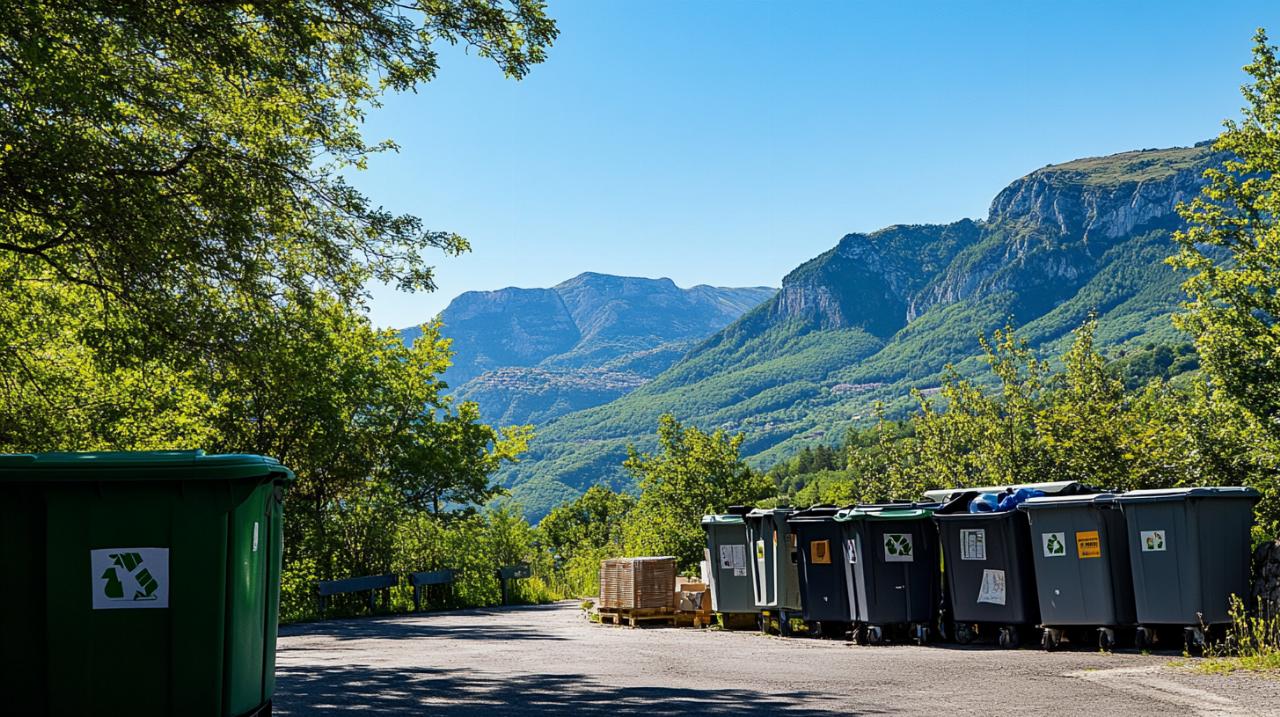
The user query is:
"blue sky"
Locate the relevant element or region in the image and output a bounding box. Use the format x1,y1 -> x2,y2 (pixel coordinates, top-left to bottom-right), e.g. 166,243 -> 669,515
358,0 -> 1278,329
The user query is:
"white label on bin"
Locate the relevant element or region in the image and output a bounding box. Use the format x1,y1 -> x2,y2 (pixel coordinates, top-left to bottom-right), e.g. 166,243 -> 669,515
977,569 -> 1006,606
91,548 -> 169,609
720,544 -> 748,576
1140,530 -> 1167,552
960,529 -> 986,561
253,522 -> 260,552
1043,532 -> 1067,557
846,538 -> 857,564
883,533 -> 913,562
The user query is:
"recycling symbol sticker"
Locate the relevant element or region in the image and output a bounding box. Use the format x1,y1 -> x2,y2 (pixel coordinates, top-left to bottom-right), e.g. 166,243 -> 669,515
883,533 -> 914,562
1043,532 -> 1066,557
91,548 -> 169,609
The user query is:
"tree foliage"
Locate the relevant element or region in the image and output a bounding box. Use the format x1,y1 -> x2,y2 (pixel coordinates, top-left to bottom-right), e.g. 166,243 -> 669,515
1172,28 -> 1280,440
0,1 -> 557,618
621,415 -> 772,571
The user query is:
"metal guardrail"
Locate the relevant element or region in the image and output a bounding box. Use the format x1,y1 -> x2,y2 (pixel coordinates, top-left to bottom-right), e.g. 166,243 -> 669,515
408,569 -> 458,612
316,573 -> 397,616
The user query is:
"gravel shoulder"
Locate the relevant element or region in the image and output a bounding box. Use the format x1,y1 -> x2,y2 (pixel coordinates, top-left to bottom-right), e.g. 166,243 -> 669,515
274,602 -> 1278,716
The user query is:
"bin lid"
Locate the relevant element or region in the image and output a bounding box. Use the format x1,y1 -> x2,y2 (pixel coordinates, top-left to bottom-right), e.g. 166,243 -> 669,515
746,507 -> 794,518
834,505 -> 935,521
701,514 -> 746,525
922,481 -> 1084,503
0,450 -> 295,482
1112,486 -> 1260,504
786,505 -> 844,522
1018,493 -> 1119,510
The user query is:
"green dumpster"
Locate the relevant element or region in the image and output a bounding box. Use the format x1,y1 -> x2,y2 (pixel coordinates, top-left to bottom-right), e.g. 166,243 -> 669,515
701,511 -> 757,616
0,451 -> 294,717
744,507 -> 803,635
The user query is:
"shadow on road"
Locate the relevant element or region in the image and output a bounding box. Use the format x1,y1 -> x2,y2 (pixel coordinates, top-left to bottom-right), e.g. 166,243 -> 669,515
273,665 -> 884,716
278,604 -> 570,642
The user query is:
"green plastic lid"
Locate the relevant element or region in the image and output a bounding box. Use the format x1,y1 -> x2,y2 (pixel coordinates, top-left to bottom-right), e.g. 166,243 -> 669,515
701,514 -> 746,525
0,450 -> 295,482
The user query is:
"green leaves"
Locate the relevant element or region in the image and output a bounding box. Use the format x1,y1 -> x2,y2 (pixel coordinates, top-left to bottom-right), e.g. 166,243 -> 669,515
621,415 -> 772,571
1171,28 -> 1280,442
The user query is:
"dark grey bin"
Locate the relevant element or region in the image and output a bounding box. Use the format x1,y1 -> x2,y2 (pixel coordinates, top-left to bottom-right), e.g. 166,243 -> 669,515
1114,487 -> 1259,650
931,482 -> 1090,648
788,506 -> 853,631
701,513 -> 757,615
1018,493 -> 1135,650
745,507 -> 802,634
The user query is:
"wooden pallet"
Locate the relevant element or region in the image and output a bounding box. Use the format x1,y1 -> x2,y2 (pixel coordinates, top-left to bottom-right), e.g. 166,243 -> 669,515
674,611 -> 712,629
598,606 -> 677,627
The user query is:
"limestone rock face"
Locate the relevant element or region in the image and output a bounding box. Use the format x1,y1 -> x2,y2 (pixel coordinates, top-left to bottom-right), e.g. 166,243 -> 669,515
401,274 -> 775,424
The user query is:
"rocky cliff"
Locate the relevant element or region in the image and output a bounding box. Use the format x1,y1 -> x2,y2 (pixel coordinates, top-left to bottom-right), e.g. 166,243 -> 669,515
400,274 -> 775,425
500,142 -> 1222,520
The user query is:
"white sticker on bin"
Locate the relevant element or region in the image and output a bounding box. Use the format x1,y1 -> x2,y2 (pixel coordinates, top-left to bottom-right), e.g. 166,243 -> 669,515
1140,530 -> 1167,552
883,533 -> 914,562
1043,532 -> 1066,557
977,568 -> 1006,606
960,529 -> 986,561
91,548 -> 169,609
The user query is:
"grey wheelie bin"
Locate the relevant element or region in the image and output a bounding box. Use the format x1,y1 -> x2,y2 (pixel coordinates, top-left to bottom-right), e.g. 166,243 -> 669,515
1114,487 -> 1260,652
837,504 -> 941,645
788,505 -> 853,636
932,482 -> 1089,648
0,451 -> 294,717
701,510 -> 757,619
1018,493 -> 1136,651
744,507 -> 803,635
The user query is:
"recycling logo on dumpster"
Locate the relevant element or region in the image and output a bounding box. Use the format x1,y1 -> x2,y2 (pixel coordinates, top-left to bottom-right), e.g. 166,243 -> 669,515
883,533 -> 913,562
1042,532 -> 1066,557
91,548 -> 169,609
1140,530 -> 1166,552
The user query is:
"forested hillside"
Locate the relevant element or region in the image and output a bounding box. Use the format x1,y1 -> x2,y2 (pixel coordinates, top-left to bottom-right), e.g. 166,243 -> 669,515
505,143 -> 1222,518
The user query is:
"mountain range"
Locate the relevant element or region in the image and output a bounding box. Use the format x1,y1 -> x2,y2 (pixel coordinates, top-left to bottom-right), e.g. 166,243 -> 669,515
401,275 -> 775,426
489,142 -> 1219,519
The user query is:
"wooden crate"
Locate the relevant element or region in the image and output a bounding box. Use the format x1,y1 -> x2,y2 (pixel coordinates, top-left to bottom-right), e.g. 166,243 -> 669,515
598,606 -> 678,627
598,557 -> 677,610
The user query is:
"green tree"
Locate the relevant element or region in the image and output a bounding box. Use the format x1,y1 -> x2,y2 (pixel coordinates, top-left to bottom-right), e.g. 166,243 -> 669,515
622,415 -> 772,571
0,1 -> 556,376
1171,28 -> 1280,440
538,486 -> 635,561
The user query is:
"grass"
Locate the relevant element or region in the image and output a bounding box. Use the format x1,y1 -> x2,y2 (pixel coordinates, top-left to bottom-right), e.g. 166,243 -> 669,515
1192,596 -> 1280,676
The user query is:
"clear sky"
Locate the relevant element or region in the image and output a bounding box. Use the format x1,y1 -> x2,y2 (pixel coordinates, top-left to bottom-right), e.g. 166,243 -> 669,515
357,0 -> 1279,329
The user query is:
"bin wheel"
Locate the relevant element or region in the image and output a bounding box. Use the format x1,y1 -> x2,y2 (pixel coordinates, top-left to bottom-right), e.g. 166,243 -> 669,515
1135,627 -> 1154,651
1183,627 -> 1205,655
954,622 -> 975,645
1098,628 -> 1116,652
911,623 -> 929,646
997,626 -> 1020,649
865,625 -> 884,645
1041,628 -> 1061,652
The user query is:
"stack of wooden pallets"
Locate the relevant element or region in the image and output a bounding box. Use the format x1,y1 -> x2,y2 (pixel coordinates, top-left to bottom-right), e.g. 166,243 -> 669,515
598,556 -> 677,626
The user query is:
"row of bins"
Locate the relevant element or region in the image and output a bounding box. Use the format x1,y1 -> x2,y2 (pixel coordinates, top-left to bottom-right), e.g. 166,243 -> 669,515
702,484 -> 1260,651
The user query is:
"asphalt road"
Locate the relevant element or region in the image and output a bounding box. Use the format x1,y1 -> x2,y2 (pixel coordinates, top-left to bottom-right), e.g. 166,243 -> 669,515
275,602 -> 1279,716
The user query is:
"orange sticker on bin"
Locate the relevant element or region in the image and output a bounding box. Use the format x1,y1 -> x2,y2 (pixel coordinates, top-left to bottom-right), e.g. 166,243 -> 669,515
1076,530 -> 1101,559
811,540 -> 831,564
